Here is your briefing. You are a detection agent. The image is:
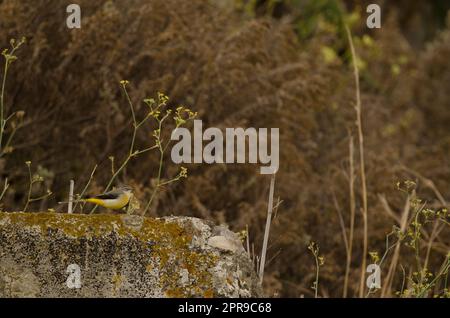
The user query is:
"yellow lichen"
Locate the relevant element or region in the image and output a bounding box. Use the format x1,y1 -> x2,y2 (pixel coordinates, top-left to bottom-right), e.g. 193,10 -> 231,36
112,273 -> 123,295
204,289 -> 214,298
145,264 -> 153,272
165,287 -> 184,298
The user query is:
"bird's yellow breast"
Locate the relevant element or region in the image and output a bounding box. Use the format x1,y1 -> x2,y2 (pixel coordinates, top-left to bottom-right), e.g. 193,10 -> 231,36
85,192 -> 131,210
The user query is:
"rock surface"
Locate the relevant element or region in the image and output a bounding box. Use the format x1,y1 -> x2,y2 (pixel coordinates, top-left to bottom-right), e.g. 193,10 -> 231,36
0,212 -> 261,298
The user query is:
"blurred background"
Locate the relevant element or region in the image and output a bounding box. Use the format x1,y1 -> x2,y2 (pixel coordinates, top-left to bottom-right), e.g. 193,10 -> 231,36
0,0 -> 450,297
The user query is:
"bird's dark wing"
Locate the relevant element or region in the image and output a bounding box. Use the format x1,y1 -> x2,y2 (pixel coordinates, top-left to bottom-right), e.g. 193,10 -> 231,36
83,193 -> 117,200
93,193 -> 118,200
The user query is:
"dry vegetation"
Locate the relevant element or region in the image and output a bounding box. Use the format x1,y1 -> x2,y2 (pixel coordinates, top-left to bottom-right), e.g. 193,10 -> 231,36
0,0 -> 450,297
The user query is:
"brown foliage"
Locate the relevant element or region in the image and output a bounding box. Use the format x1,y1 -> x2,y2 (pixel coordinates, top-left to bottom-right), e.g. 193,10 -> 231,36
0,0 -> 449,297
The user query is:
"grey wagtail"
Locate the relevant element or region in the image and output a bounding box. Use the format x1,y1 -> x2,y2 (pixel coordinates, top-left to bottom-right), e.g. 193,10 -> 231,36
59,185 -> 133,210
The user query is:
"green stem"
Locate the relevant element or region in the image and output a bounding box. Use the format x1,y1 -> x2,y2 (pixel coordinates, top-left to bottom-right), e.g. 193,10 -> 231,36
23,166 -> 33,212
0,59 -> 9,155
413,205 -> 424,283
0,40 -> 23,156
158,176 -> 181,187
0,178 -> 9,202
142,147 -> 164,215
122,84 -> 138,156
314,254 -> 320,298
90,84 -> 137,214
74,164 -> 97,212
0,124 -> 18,156
30,193 -> 52,202
417,258 -> 450,298
366,232 -> 399,297
133,145 -> 158,156
141,111 -> 178,215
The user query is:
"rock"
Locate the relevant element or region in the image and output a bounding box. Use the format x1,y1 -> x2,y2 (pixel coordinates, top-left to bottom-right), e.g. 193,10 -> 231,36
208,236 -> 244,253
0,212 -> 261,298
207,225 -> 246,253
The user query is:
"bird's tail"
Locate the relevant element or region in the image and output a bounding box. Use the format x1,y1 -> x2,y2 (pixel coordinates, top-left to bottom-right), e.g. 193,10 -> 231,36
58,199 -> 86,204
58,192 -> 95,204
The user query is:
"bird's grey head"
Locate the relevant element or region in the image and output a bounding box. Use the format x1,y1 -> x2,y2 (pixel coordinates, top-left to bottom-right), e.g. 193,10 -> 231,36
116,184 -> 132,193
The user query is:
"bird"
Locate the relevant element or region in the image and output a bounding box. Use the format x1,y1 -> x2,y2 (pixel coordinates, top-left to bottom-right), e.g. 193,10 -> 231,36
59,185 -> 133,210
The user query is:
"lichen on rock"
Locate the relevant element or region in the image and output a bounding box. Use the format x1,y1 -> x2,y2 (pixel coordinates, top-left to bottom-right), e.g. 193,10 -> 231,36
0,212 -> 261,298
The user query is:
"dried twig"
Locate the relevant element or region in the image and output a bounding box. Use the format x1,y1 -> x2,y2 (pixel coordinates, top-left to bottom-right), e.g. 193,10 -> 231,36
258,173 -> 276,285
345,25 -> 369,298
343,133 -> 356,297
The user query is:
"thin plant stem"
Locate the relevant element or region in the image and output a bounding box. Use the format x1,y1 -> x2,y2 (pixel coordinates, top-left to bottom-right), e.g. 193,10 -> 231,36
142,113 -> 172,215
0,38 -> 25,157
23,163 -> 33,212
246,224 -> 251,258
0,50 -> 9,153
22,162 -> 52,212
380,194 -> 411,297
308,242 -> 323,298
90,83 -> 144,214
0,178 -> 9,202
366,231 -> 399,297
345,25 -> 369,298
399,264 -> 406,296
74,164 -> 97,212
259,173 -> 276,285
314,253 -> 320,298
343,133 -> 355,298
416,257 -> 450,298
